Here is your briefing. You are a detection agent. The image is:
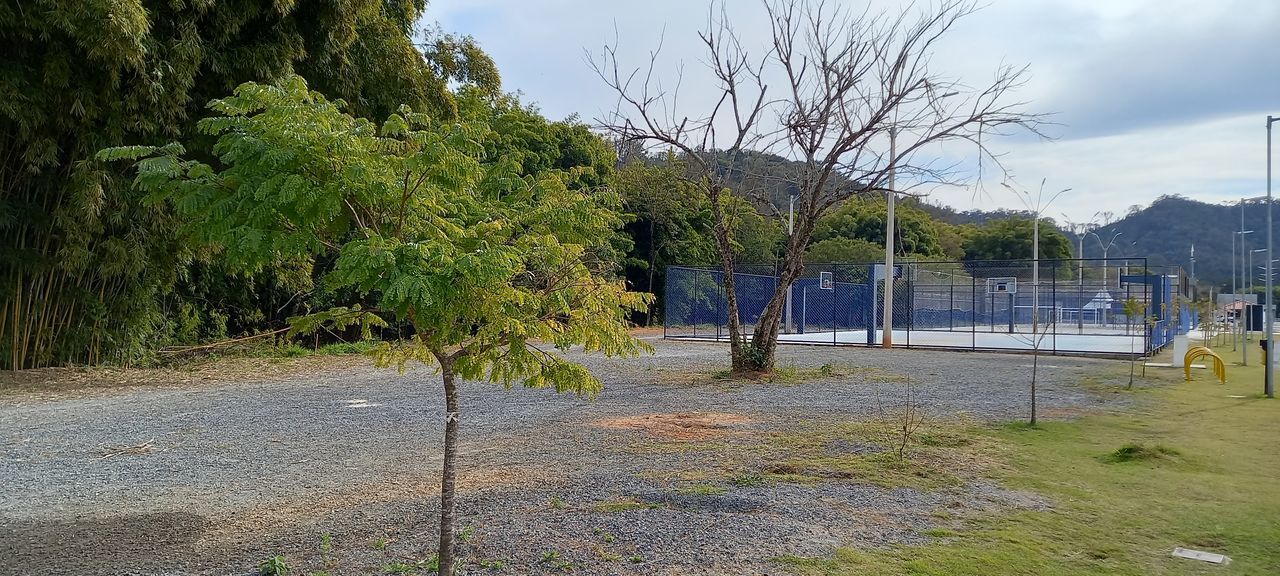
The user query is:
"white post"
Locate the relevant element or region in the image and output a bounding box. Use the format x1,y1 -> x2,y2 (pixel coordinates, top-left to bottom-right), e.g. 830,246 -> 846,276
1033,215 -> 1040,334
882,127 -> 896,348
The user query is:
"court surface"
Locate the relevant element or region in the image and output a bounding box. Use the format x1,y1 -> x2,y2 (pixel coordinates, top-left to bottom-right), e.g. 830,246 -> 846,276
774,327 -> 1147,354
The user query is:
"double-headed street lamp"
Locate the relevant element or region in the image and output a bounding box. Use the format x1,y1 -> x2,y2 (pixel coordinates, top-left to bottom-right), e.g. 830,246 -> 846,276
1088,231 -> 1123,287
1063,213 -> 1101,332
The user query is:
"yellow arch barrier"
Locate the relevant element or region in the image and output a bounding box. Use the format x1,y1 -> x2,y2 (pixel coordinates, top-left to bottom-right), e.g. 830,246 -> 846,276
1184,346 -> 1226,384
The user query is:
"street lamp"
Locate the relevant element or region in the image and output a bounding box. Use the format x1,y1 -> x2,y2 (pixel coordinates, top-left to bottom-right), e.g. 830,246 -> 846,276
1063,212 -> 1102,332
1004,180 -> 1071,335
1265,114 -> 1276,399
1087,230 -> 1122,327
882,88 -> 959,348
1088,230 -> 1123,287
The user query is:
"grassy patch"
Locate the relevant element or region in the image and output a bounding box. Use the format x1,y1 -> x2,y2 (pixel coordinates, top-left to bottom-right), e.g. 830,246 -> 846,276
593,498 -> 664,513
777,341 -> 1280,575
1100,442 -> 1181,464
750,419 -> 992,490
676,483 -> 728,496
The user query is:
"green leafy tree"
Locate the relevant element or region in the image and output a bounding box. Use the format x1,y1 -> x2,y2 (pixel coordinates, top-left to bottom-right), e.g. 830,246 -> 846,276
805,237 -> 884,264
962,218 -> 1073,261
1,0 -> 499,369
105,77 -> 648,575
613,155 -> 717,324
726,196 -> 785,266
812,199 -> 944,258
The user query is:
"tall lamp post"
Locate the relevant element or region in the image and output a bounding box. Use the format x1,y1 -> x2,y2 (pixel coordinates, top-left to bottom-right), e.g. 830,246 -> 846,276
1063,213 -> 1101,332
883,126 -> 898,348
1266,114 -> 1276,398
1088,230 -> 1122,326
883,89 -> 958,348
1004,180 -> 1071,335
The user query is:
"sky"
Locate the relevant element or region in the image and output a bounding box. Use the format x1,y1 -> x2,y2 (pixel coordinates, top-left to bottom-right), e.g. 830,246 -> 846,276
428,0 -> 1280,224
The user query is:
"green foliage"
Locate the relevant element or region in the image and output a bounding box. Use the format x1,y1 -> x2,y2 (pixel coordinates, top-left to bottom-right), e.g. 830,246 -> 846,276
805,237 -> 885,264
812,198 -> 944,258
962,218 -> 1073,261
1,0 -> 501,369
1101,442 -> 1180,464
258,555 -> 290,576
724,196 -> 785,265
110,75 -> 649,389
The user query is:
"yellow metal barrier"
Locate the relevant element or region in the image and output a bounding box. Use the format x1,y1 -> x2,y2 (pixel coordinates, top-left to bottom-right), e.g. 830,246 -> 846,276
1184,346 -> 1226,384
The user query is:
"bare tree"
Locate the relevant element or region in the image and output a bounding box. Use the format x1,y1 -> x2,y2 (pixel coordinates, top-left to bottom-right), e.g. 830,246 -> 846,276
593,0 -> 1047,373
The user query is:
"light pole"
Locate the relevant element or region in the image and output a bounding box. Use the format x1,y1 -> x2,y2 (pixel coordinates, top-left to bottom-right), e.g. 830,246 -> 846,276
1004,180 -> 1071,335
882,89 -> 957,348
1088,230 -> 1122,326
883,126 -> 897,348
1232,229 -> 1237,350
1089,231 -> 1123,287
1266,114 -> 1276,398
1063,213 -> 1101,332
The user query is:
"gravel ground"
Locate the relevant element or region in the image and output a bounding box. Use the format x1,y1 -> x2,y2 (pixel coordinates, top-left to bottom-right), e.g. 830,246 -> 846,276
0,340 -> 1132,575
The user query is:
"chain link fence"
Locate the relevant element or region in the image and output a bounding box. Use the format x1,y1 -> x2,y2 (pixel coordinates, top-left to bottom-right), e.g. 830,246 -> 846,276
665,258 -> 1194,357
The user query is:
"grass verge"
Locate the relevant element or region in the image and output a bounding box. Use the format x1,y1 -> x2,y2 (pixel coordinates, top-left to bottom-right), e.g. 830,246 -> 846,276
778,341 -> 1280,575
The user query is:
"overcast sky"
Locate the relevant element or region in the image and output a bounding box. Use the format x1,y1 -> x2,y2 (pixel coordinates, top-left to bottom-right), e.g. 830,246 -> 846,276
429,0 -> 1279,224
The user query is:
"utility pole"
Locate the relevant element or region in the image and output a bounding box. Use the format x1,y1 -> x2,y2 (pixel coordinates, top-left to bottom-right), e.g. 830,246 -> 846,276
1232,230 -> 1237,350
1266,114 -> 1276,398
882,127 -> 896,348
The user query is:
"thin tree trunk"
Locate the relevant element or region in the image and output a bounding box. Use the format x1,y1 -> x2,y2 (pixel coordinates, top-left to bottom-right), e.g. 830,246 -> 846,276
438,360 -> 461,576
646,218 -> 657,327
1031,348 -> 1038,425
745,219 -> 812,373
709,185 -> 746,372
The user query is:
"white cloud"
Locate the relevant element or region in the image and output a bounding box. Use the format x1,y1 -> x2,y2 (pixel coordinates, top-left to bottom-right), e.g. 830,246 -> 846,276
427,0 -> 1279,223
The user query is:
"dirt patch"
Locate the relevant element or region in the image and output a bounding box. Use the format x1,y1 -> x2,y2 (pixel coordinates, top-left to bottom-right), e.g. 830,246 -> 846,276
593,412 -> 753,441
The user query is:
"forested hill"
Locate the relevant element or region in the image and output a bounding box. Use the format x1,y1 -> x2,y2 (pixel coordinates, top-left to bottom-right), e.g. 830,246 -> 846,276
909,194 -> 1263,290
1065,195 -> 1267,290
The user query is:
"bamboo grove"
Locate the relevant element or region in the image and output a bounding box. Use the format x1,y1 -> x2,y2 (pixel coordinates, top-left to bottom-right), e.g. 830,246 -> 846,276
0,0 -> 498,369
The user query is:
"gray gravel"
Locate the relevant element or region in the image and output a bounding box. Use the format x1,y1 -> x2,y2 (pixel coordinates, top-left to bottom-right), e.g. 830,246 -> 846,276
0,340 -> 1129,575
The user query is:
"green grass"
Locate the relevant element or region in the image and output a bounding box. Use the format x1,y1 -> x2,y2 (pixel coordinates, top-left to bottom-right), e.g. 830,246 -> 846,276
676,483 -> 729,496
777,341 -> 1280,575
750,418 -> 992,490
592,498 -> 664,513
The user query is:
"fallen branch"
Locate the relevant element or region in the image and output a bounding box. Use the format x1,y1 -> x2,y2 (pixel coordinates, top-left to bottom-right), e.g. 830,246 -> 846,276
99,440 -> 156,459
159,327 -> 291,355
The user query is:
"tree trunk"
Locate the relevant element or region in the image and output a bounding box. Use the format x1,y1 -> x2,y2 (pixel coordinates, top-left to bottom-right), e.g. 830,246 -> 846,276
646,218 -> 657,327
1030,348 -> 1038,426
437,360 -> 460,576
743,219 -> 812,373
709,186 -> 747,373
